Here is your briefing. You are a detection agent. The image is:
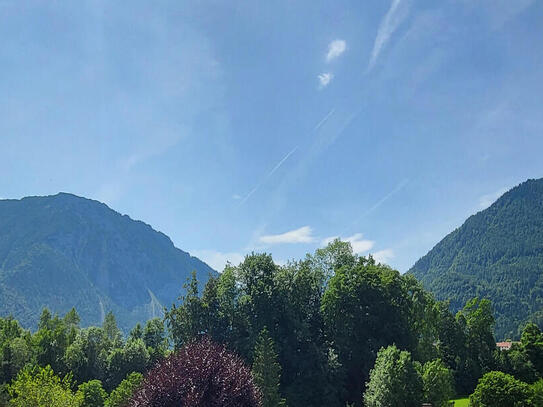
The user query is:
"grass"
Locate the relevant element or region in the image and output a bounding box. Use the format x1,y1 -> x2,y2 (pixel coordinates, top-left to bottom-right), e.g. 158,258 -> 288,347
451,398 -> 469,406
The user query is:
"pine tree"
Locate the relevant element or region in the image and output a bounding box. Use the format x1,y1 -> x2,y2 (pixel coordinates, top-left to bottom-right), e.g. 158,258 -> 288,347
252,327 -> 286,407
102,312 -> 122,347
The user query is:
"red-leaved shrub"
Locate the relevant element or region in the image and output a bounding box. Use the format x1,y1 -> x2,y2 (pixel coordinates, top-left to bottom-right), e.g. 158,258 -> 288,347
128,337 -> 262,407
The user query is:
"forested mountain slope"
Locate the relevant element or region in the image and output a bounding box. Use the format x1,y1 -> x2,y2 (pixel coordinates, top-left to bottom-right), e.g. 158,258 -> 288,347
0,193 -> 214,331
409,178 -> 543,339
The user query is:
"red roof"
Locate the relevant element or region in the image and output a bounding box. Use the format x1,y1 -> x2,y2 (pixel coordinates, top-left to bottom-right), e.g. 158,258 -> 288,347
496,341 -> 513,350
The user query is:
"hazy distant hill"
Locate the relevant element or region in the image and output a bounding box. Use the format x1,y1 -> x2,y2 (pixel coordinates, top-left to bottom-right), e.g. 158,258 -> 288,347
409,178 -> 543,340
0,193 -> 215,331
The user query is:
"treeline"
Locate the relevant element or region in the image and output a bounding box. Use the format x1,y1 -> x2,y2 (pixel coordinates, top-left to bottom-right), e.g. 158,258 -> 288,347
163,240 -> 543,405
0,309 -> 166,406
1,240 -> 543,406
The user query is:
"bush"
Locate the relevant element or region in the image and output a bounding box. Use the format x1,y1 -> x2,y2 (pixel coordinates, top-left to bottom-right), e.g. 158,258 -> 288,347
470,371 -> 533,407
129,337 -> 261,406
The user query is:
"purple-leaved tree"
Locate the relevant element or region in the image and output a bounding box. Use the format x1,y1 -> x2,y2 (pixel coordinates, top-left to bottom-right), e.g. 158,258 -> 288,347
129,337 -> 262,407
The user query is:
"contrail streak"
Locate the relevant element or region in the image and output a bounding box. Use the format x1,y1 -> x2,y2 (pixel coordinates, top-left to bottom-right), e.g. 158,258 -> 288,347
343,178 -> 410,233
313,108 -> 336,131
239,147 -> 298,205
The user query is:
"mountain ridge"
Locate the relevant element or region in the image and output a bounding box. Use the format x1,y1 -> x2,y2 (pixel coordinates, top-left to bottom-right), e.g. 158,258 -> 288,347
409,178 -> 543,339
0,192 -> 215,331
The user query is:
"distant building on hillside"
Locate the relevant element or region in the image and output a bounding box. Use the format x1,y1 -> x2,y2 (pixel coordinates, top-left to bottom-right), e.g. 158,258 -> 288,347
496,341 -> 517,351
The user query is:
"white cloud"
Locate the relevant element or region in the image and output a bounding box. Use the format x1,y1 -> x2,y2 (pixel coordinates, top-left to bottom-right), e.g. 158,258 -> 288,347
318,72 -> 334,88
326,40 -> 347,62
368,0 -> 410,72
478,187 -> 508,209
372,249 -> 395,265
321,233 -> 375,254
232,194 -> 242,200
191,250 -> 245,272
259,226 -> 315,245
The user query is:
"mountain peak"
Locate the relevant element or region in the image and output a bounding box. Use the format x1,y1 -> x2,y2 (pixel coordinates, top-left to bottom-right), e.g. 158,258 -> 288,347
409,177 -> 543,339
0,194 -> 215,331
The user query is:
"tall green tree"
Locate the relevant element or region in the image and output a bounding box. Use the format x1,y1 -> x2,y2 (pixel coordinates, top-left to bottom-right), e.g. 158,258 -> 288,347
106,339 -> 149,390
0,317 -> 32,384
521,323 -> 543,375
33,312 -> 72,375
363,345 -> 423,407
102,312 -> 122,348
322,256 -> 412,406
142,318 -> 168,365
64,327 -> 110,384
455,298 -> 496,394
164,271 -> 204,348
252,328 -> 286,407
422,359 -> 454,407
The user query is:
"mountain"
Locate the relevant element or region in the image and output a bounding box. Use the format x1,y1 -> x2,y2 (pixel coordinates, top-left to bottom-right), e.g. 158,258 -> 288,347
409,178 -> 543,340
0,193 -> 215,331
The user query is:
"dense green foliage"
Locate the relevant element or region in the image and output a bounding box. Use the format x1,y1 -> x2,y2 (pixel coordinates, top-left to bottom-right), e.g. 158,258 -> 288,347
104,372 -> 142,407
163,242 -> 484,406
8,365 -> 81,407
422,359 -> 454,407
0,193 -> 214,331
1,238 -> 542,405
77,380 -> 107,407
252,328 -> 286,407
409,178 -> 543,339
363,345 -> 423,407
0,309 -> 167,406
469,371 -> 534,406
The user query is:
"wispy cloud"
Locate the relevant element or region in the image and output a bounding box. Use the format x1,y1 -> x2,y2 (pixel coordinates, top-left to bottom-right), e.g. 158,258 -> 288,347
347,179 -> 409,232
322,233 -> 375,254
259,226 -> 315,245
239,147 -> 298,205
191,249 -> 245,272
326,40 -> 347,62
314,108 -> 336,131
368,0 -> 410,72
373,249 -> 395,265
478,187 -> 508,209
318,72 -> 334,89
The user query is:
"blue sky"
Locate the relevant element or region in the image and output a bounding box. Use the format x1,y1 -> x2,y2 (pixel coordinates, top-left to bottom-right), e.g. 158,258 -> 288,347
1,0 -> 542,272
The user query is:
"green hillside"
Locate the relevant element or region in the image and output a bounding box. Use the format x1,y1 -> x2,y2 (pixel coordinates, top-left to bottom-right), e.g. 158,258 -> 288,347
409,178 -> 543,339
0,193 -> 215,331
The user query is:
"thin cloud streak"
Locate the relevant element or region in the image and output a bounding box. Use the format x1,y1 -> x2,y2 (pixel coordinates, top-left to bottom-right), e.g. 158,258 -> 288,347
267,147 -> 298,179
313,108 -> 336,131
239,147 -> 298,205
346,178 -> 410,233
367,0 -> 410,72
